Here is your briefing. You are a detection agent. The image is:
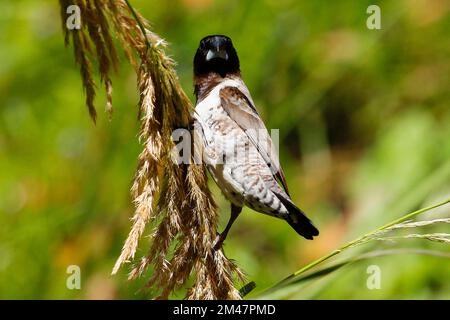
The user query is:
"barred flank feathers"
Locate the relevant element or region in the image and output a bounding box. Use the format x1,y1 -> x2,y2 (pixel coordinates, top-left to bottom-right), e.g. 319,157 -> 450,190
59,0 -> 244,299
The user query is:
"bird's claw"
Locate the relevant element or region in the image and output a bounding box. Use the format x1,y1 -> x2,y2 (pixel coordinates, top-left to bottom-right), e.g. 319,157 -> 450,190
213,233 -> 225,251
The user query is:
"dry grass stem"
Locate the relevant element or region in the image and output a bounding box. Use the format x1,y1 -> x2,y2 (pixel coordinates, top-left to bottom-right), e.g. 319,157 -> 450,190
345,217 -> 450,250
372,233 -> 450,244
382,218 -> 450,230
59,0 -> 244,299
364,218 -> 450,245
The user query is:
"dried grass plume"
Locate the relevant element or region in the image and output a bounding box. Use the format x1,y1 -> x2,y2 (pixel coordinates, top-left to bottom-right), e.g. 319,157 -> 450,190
59,0 -> 244,299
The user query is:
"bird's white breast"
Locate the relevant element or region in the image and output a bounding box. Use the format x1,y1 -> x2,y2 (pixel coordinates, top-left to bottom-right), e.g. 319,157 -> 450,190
194,79 -> 241,119
194,79 -> 243,145
194,78 -> 247,206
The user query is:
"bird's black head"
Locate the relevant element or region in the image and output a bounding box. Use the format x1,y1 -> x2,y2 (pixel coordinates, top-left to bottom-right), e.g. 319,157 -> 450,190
194,35 -> 240,78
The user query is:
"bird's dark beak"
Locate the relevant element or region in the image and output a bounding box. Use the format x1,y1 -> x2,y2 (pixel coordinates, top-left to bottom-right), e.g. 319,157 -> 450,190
206,48 -> 228,61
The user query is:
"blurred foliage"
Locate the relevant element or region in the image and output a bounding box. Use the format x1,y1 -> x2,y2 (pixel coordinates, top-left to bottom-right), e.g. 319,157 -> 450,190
0,0 -> 449,299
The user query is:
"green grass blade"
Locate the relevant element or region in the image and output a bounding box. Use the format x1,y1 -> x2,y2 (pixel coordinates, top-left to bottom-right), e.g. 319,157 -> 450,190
258,197 -> 450,297
257,248 -> 450,299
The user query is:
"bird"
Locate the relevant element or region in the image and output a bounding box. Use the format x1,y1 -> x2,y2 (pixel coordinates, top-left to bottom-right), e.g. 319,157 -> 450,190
192,35 -> 319,250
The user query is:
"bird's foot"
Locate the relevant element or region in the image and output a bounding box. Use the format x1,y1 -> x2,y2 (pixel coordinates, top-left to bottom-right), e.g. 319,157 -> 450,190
213,233 -> 225,251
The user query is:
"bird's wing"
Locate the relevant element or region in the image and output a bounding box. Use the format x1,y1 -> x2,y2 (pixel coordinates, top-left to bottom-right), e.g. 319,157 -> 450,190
219,86 -> 290,195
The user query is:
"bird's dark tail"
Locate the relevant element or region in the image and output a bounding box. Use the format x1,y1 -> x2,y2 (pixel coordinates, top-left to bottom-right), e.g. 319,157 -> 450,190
275,192 -> 319,240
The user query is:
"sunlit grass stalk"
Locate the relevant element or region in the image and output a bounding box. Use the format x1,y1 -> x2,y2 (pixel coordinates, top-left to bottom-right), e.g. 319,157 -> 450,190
264,197 -> 450,294
257,248 -> 450,299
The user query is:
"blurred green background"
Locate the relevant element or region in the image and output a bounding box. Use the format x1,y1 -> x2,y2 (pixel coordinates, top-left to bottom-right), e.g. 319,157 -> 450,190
0,0 -> 449,299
